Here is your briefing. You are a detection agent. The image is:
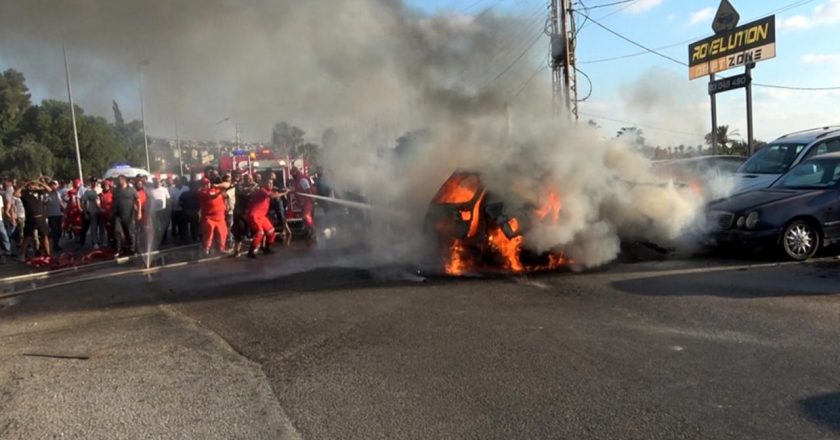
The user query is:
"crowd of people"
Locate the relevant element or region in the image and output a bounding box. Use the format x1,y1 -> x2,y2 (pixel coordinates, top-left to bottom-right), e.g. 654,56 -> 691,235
0,166 -> 320,264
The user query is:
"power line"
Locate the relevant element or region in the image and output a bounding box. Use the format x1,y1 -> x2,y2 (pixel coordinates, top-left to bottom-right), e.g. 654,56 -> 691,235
509,64 -> 548,101
574,0 -> 635,11
480,30 -> 544,89
579,37 -> 697,64
754,83 -> 840,91
576,11 -> 687,66
579,111 -> 707,138
574,67 -> 593,101
577,0 -> 821,64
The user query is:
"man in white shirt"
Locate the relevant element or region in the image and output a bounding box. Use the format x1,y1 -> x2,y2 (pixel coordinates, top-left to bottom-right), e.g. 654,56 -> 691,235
149,178 -> 171,248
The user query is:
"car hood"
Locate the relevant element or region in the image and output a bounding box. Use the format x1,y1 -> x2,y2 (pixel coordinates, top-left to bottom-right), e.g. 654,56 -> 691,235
709,188 -> 822,213
731,173 -> 781,195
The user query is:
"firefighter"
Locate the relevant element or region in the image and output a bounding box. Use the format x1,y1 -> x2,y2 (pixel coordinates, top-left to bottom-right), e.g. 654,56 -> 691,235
290,166 -> 316,242
231,173 -> 257,258
245,178 -> 288,259
198,177 -> 230,255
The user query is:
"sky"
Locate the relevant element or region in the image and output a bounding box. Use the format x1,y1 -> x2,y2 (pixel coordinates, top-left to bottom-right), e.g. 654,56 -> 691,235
408,0 -> 840,146
2,0 -> 839,147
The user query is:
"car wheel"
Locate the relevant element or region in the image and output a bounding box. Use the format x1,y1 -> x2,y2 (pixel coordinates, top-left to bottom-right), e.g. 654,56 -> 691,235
781,220 -> 820,261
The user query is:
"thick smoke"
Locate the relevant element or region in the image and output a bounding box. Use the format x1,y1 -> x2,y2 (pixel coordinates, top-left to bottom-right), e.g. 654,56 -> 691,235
1,0 -> 704,268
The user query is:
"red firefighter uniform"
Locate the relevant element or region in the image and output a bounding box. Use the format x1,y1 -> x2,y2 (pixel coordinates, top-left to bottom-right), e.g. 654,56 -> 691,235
199,183 -> 228,252
62,179 -> 84,236
291,167 -> 316,230
246,187 -> 275,251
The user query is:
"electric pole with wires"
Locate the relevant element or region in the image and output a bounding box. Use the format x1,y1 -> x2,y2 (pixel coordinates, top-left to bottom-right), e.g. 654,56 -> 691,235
550,0 -> 578,120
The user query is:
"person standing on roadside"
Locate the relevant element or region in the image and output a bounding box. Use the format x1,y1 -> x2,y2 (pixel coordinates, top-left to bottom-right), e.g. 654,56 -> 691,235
81,177 -> 103,248
2,180 -> 15,247
169,177 -> 189,242
0,184 -> 12,261
99,179 -> 115,249
111,175 -> 141,256
224,173 -> 237,249
134,178 -> 149,251
45,180 -> 65,252
148,177 -> 171,248
62,178 -> 83,239
179,181 -> 200,243
16,178 -> 52,261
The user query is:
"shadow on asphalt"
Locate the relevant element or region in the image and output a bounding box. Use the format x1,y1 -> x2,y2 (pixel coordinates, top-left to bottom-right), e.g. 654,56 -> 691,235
800,392 -> 840,434
0,254 -> 498,319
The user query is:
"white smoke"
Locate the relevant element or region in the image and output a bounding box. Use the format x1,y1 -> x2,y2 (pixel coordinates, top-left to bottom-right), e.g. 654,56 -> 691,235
1,0 -> 706,268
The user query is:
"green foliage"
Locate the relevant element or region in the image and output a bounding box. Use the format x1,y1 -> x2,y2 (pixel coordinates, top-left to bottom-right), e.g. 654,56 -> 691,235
296,142 -> 321,166
0,140 -> 54,180
271,122 -> 305,156
0,69 -> 153,179
0,69 -> 32,147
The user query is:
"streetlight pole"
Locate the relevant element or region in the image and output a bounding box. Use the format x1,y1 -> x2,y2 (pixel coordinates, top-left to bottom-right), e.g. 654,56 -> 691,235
62,40 -> 84,182
138,61 -> 151,172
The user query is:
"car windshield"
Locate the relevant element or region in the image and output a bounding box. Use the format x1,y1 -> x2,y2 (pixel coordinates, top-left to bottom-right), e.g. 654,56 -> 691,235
738,143 -> 807,174
772,158 -> 840,189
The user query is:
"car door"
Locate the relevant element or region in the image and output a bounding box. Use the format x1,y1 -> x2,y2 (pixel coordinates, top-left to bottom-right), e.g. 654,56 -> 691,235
823,165 -> 840,241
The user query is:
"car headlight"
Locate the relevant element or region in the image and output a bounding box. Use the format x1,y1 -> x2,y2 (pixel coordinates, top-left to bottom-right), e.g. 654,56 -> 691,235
736,216 -> 745,228
745,212 -> 759,229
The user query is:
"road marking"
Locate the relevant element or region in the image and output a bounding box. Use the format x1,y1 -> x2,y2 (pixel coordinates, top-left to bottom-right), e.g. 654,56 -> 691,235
0,255 -> 225,300
0,244 -> 200,285
598,257 -> 837,281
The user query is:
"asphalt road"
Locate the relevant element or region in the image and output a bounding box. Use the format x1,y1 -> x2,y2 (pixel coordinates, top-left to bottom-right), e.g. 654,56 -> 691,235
1,251 -> 839,439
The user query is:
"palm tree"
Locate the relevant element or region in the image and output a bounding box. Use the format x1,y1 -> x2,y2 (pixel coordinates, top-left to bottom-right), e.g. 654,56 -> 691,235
705,125 -> 740,154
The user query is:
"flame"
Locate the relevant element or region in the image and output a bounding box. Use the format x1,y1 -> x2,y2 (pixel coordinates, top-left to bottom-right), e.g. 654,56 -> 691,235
488,226 -> 524,272
434,174 -> 481,204
535,190 -> 561,223
445,240 -> 469,276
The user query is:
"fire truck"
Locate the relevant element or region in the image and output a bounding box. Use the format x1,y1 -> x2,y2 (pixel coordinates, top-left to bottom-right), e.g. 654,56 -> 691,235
219,149 -> 315,239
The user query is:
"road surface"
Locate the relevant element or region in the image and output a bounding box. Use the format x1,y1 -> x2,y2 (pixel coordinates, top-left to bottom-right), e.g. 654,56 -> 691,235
1,251 -> 839,439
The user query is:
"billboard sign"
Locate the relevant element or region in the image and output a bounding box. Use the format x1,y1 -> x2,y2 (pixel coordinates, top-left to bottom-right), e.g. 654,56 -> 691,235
708,73 -> 750,95
688,15 -> 775,80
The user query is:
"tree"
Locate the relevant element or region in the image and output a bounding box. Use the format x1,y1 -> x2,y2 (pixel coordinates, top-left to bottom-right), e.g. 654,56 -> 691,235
0,140 -> 54,179
112,100 -> 125,130
271,122 -> 305,156
321,128 -> 338,151
297,142 -> 321,166
0,69 -> 32,147
17,100 -> 132,178
704,125 -> 740,155
616,127 -> 646,147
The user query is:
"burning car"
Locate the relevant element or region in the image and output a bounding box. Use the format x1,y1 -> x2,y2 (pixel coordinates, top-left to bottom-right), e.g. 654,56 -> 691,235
424,170 -> 565,275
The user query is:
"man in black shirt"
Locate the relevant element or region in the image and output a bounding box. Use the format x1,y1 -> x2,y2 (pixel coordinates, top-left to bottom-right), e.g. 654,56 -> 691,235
111,175 -> 141,255
15,178 -> 52,261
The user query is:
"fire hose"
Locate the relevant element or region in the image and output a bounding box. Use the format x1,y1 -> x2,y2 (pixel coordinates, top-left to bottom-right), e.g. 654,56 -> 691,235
296,192 -> 405,217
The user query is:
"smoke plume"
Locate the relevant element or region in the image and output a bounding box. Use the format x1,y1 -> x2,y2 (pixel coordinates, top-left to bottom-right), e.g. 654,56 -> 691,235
1,0 -> 705,268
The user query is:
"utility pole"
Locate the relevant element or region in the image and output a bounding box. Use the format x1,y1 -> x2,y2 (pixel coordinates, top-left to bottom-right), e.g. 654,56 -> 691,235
62,40 -> 84,182
138,61 -> 151,172
550,0 -> 578,121
175,114 -> 183,176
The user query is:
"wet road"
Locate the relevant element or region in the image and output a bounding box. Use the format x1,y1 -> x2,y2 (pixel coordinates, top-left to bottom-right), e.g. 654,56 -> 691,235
1,251 -> 839,439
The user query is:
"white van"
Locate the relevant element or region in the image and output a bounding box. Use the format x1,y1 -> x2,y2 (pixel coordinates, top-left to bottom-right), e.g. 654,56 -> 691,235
102,165 -> 150,180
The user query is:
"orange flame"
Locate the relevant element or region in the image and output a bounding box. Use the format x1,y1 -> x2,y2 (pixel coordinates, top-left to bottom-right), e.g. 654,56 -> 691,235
488,226 -> 524,272
445,240 -> 469,276
535,190 -> 562,223
434,174 -> 480,204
